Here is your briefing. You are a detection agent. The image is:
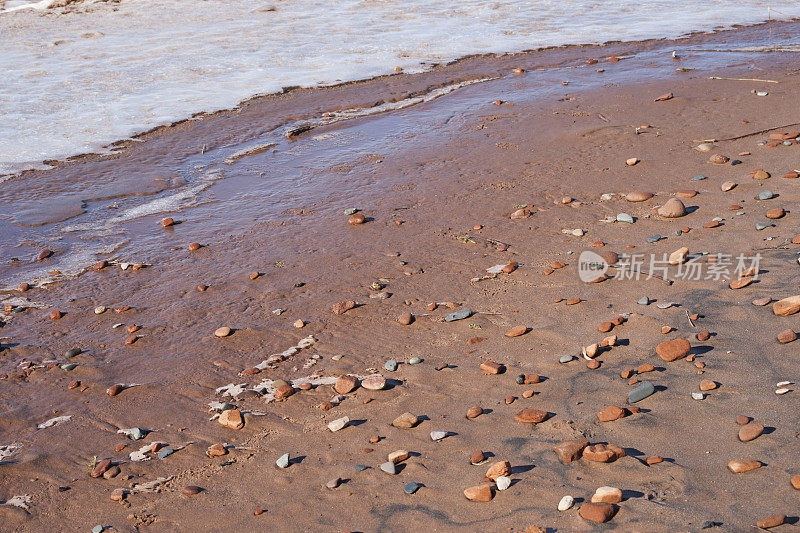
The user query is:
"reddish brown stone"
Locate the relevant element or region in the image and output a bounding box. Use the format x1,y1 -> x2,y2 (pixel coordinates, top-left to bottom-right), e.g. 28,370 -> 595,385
656,338 -> 691,362
107,384 -> 124,397
332,300 -> 356,315
514,408 -> 548,424
728,459 -> 762,473
466,406 -> 484,419
397,312 -> 414,325
523,374 -> 541,384
730,276 -> 752,289
696,330 -> 711,341
553,438 -> 589,463
586,359 -> 600,369
756,515 -> 786,529
470,450 -> 486,464
207,443 -> 227,457
778,329 -> 797,344
485,461 -> 511,480
348,213 -> 366,224
583,444 -> 616,463
598,322 -> 613,332
218,409 -> 244,429
646,456 -> 663,465
90,458 -> 112,478
637,364 -> 654,373
275,384 -> 295,399
480,361 -> 504,374
334,375 -> 359,394
598,406 -> 625,422
505,325 -> 528,337
463,484 -> 493,502
579,502 -> 616,523
738,423 -> 764,442
792,474 -> 800,489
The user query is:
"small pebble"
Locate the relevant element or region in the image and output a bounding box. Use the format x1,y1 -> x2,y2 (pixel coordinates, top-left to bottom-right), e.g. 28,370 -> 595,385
276,453 -> 290,469
404,482 -> 422,494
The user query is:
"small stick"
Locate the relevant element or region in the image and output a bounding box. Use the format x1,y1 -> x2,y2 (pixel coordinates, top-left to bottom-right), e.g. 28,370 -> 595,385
685,309 -> 695,328
707,76 -> 778,83
692,121 -> 800,143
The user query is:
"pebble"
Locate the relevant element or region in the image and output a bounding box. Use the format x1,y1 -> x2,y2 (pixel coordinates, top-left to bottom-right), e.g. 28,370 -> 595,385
326,477 -> 341,489
738,422 -> 764,442
207,443 -> 227,457
480,361 -> 504,374
753,169 -> 770,180
354,464 -> 368,472
598,405 -> 625,422
579,502 -> 616,523
625,192 -> 653,202
392,412 -> 420,428
559,354 -> 575,364
182,485 -> 202,495
404,482 -> 422,494
332,300 -> 356,315
514,408 -> 549,424
397,312 -> 414,325
344,208 -> 358,215
218,409 -> 244,430
637,296 -> 650,305
362,374 -> 387,390
94,306 -> 106,315
61,363 -> 77,371
558,495 -> 575,511
766,207 -> 785,219
510,208 -> 531,219
110,488 -> 126,501
709,154 -> 729,164
554,438 -> 589,463
777,329 -> 797,343
408,356 -> 422,364
385,360 -> 398,371
658,198 -> 687,218
348,213 -> 366,224
92,526 -> 104,533
496,476 -> 511,491
334,375 -> 359,394
470,450 -> 486,464
160,217 -> 174,227
691,392 -> 705,400
466,406 -> 484,419
90,458 -> 112,478
697,330 -> 711,341
430,430 -> 448,441
214,326 -> 232,338
657,338 -> 691,361
756,515 -> 786,529
380,461 -> 397,475
591,486 -> 623,504
792,475 -> 800,489
629,382 -> 655,403
720,181 -> 737,191
505,325 -> 527,337
276,453 -> 290,469
758,190 -> 775,200
445,309 -> 472,321
699,379 -> 717,391
616,213 -> 634,224
463,484 -> 493,502
626,158 -> 639,166
486,461 -> 511,480
65,347 -> 81,358
728,459 -> 761,473
646,456 -> 663,465
756,222 -> 772,231
388,450 -> 409,463
328,416 -> 350,432
773,295 -> 800,316
107,384 -> 124,397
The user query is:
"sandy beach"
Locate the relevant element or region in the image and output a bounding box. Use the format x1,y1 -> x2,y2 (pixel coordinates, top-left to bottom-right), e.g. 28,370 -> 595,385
2,19 -> 800,531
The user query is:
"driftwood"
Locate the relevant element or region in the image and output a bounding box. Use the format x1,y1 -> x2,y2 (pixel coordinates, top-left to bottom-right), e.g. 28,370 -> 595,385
693,122 -> 800,143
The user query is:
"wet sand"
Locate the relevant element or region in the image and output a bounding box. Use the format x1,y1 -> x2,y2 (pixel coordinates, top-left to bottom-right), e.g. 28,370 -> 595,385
2,21 -> 800,532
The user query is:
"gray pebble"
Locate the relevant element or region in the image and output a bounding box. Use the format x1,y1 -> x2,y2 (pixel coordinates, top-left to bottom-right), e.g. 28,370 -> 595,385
61,363 -> 77,371
380,461 -> 397,475
326,477 -> 341,489
65,347 -> 81,358
92,526 -> 104,533
758,190 -> 774,200
408,356 -> 422,365
385,360 -> 398,372
559,354 -> 574,364
637,296 -> 650,305
445,309 -> 472,322
756,223 -> 773,231
344,208 -> 359,215
691,175 -> 707,181
354,464 -> 368,471
157,448 -> 174,459
628,382 -> 655,403
647,234 -> 661,243
404,482 -> 422,494
616,213 -> 634,224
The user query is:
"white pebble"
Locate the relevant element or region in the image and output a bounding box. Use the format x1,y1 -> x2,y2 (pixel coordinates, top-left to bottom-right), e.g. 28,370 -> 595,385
120,263 -> 130,270
558,495 -> 574,511
776,381 -> 793,387
691,392 -> 705,400
430,430 -> 448,441
94,306 -> 106,315
496,476 -> 511,491
327,416 -> 349,432
776,388 -> 790,395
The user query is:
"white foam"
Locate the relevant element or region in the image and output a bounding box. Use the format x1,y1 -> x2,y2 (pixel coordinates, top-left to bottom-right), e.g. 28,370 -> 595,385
2,0 -> 800,176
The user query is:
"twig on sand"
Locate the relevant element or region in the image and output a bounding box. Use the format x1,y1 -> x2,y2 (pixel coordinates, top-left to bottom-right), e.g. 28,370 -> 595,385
693,122 -> 800,143
708,76 -> 779,83
685,309 -> 695,328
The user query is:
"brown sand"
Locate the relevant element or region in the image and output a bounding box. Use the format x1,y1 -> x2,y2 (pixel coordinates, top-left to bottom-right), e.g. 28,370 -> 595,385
2,21 -> 800,532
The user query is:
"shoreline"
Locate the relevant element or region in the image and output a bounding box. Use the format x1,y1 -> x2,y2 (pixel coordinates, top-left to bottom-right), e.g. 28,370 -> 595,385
2,17 -> 799,180
0,19 -> 800,531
